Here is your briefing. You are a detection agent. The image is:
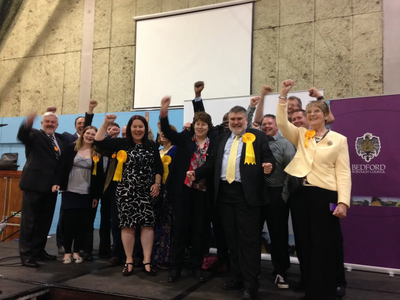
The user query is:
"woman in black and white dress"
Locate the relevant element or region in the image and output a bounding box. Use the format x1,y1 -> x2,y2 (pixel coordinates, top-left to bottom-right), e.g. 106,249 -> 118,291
94,114 -> 163,276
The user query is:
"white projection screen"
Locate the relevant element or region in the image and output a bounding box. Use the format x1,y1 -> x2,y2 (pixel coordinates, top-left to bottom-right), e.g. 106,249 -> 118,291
134,2 -> 253,108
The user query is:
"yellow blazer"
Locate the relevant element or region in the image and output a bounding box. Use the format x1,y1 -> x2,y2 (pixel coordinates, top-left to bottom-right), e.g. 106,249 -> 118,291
276,103 -> 351,207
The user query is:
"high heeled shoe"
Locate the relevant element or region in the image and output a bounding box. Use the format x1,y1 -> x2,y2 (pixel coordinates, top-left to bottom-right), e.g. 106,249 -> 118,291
122,263 -> 134,276
142,262 -> 156,276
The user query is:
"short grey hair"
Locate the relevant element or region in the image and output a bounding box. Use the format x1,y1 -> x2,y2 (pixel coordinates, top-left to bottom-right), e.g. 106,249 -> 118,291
42,112 -> 59,121
228,105 -> 247,118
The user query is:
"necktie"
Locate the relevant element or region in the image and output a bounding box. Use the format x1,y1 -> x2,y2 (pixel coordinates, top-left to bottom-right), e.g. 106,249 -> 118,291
50,135 -> 59,159
226,135 -> 240,184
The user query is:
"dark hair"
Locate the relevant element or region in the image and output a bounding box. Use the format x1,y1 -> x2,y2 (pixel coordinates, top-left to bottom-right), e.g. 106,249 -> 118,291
126,115 -> 150,148
261,114 -> 276,124
75,116 -> 85,126
228,105 -> 247,117
158,125 -> 177,145
292,109 -> 306,117
107,122 -> 120,129
193,111 -> 213,130
288,96 -> 302,108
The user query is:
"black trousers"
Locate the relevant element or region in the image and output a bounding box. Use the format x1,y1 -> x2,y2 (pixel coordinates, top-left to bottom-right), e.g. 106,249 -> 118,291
209,202 -> 230,265
19,190 -> 57,261
218,181 -> 261,291
63,208 -> 93,254
170,185 -> 209,270
110,187 -> 125,261
56,206 -> 64,248
99,189 -> 112,255
265,186 -> 290,278
295,186 -> 346,300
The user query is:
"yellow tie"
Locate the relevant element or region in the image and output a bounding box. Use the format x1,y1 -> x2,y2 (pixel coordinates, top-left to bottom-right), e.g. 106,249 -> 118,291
226,135 -> 240,184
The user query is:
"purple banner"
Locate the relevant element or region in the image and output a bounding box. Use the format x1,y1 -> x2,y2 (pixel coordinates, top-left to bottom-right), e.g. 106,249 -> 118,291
331,94 -> 400,269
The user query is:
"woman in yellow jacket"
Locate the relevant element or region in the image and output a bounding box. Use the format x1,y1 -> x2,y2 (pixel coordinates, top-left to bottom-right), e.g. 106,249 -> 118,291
276,80 -> 351,300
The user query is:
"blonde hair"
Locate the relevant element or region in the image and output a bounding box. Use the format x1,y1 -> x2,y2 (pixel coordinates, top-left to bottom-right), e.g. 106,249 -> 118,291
74,126 -> 99,157
305,101 -> 330,116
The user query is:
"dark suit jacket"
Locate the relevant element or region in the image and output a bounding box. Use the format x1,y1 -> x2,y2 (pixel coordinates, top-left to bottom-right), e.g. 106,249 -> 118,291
18,124 -> 65,193
59,112 -> 94,144
195,129 -> 276,206
53,143 -> 104,200
160,115 -> 215,198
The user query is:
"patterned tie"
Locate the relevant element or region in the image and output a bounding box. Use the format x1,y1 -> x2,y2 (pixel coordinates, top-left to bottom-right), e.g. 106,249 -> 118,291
50,135 -> 59,159
226,135 -> 240,184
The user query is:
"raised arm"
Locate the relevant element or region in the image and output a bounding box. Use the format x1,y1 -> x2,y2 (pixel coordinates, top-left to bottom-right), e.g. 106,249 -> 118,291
308,87 -> 335,125
84,99 -> 98,127
160,96 -> 181,144
17,111 -> 37,145
247,96 -> 260,129
254,85 -> 272,124
276,80 -> 301,145
192,81 -> 205,113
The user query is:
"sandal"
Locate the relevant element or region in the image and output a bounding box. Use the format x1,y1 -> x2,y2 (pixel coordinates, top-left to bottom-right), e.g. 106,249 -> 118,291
122,263 -> 134,276
142,262 -> 157,276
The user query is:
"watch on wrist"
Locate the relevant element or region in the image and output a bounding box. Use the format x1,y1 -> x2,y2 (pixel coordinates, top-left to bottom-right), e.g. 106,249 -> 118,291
317,96 -> 324,100
279,96 -> 287,100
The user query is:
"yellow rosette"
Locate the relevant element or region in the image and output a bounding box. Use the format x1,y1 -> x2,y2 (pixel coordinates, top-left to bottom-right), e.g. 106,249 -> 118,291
162,155 -> 172,184
242,133 -> 256,165
92,156 -> 99,175
305,130 -> 316,148
113,150 -> 128,182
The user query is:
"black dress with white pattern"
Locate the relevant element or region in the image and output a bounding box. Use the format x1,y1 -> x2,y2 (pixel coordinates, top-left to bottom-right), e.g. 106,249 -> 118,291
116,144 -> 156,228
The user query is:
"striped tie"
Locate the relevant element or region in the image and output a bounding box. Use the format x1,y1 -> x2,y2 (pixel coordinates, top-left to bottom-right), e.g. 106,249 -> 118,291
50,135 -> 59,159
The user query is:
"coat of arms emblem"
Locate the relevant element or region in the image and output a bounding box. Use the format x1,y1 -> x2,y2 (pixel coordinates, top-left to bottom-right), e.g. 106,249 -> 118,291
355,133 -> 381,163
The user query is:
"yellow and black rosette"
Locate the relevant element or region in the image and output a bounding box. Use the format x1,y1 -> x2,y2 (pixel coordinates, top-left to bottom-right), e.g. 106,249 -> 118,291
92,155 -> 99,175
162,155 -> 172,184
242,133 -> 256,165
305,130 -> 316,148
113,150 -> 128,182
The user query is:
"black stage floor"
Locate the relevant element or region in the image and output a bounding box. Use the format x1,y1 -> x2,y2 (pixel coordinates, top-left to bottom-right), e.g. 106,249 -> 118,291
1,234 -> 399,300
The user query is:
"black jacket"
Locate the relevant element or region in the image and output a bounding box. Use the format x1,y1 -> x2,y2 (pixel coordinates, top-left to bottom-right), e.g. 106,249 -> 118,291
18,124 -> 65,193
53,143 -> 104,200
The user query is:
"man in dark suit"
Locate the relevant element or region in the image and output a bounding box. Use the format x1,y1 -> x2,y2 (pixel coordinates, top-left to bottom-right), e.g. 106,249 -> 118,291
17,111 -> 65,268
189,105 -> 276,300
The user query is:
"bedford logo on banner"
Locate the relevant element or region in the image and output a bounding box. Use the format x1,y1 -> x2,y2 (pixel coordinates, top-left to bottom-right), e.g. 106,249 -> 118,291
352,132 -> 385,174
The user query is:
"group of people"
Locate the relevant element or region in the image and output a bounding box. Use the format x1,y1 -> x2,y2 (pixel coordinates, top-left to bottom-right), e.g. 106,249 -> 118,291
17,79 -> 351,300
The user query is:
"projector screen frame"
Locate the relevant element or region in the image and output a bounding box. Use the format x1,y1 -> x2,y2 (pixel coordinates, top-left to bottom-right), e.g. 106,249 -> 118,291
132,0 -> 255,110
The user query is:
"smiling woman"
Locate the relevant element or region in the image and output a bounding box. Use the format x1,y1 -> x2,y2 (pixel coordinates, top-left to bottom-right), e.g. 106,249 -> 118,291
52,125 -> 103,265
94,114 -> 163,277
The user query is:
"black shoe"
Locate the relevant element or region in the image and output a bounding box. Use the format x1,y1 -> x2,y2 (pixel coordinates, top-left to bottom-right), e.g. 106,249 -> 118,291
58,246 -> 65,254
108,257 -> 120,267
22,258 -> 40,268
222,279 -> 244,290
242,289 -> 257,300
142,262 -> 157,276
336,286 -> 346,297
168,268 -> 181,283
192,269 -> 205,282
35,251 -> 57,261
83,253 -> 93,261
122,263 -> 134,276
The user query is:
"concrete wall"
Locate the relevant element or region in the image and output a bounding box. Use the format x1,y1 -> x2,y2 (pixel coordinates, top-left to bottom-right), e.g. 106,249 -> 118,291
0,0 -> 383,118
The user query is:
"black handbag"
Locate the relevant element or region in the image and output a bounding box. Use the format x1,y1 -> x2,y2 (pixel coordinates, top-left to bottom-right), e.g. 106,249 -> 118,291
0,153 -> 19,170
287,175 -> 304,195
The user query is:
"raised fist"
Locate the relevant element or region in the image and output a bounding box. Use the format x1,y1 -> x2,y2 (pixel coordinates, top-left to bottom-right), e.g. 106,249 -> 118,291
308,87 -> 322,98
26,111 -> 37,126
89,100 -> 98,109
46,107 -> 57,113
250,96 -> 261,107
104,114 -> 117,126
194,81 -> 204,94
280,80 -> 294,95
161,96 -> 171,109
261,85 -> 272,95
